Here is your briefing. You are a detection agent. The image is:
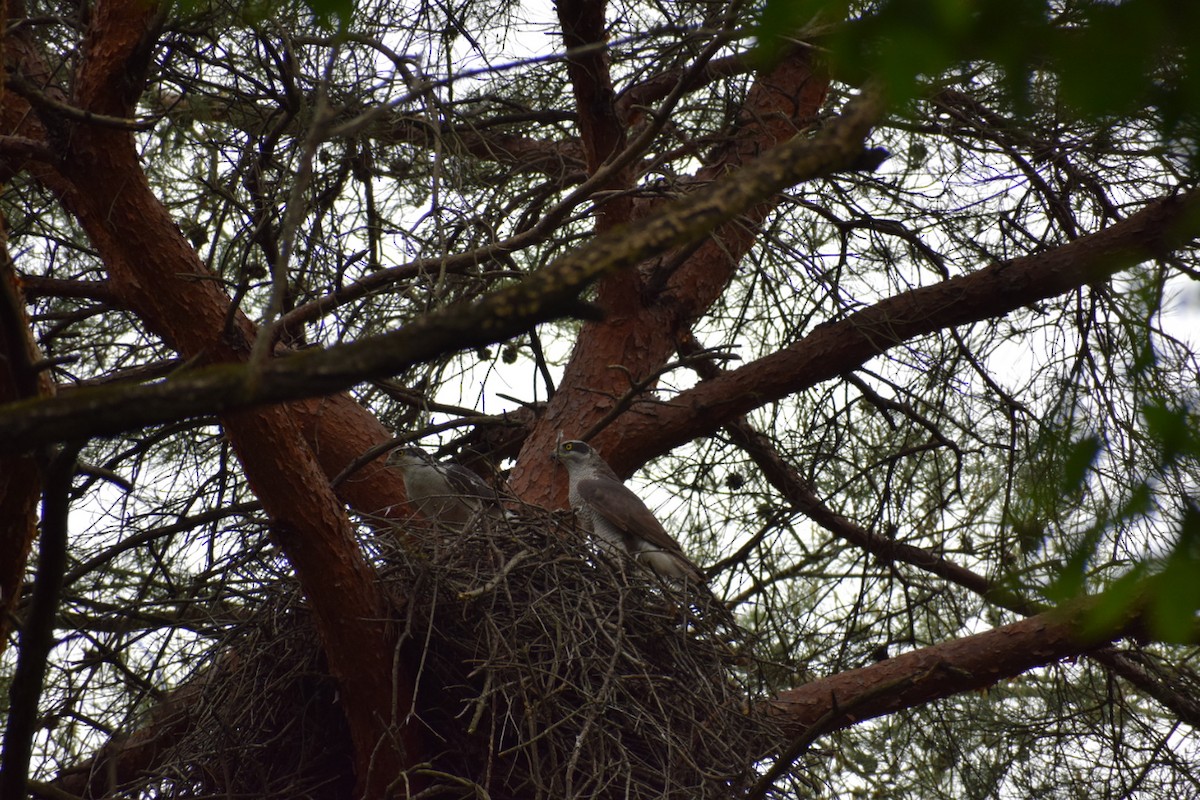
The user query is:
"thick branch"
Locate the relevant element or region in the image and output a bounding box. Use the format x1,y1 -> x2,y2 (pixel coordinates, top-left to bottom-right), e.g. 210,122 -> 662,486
614,53 -> 749,121
511,46 -> 835,505
722,416 -> 1041,611
557,0 -> 628,183
767,597 -> 1151,740
605,188 -> 1200,475
35,0 -> 424,791
16,276 -> 114,302
557,0 -> 637,334
0,227 -> 52,652
71,0 -> 160,118
0,445 -> 80,798
0,90 -> 885,452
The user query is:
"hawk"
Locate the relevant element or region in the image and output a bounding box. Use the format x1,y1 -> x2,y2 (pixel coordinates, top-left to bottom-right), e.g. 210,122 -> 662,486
387,446 -> 503,527
553,440 -> 704,582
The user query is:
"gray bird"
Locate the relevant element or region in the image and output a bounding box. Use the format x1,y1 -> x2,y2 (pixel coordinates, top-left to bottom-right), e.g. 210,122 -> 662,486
553,440 -> 704,582
387,446 -> 503,527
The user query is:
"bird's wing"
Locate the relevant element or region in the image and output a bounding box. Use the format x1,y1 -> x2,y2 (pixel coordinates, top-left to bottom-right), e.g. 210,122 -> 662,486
576,477 -> 684,553
441,463 -> 502,505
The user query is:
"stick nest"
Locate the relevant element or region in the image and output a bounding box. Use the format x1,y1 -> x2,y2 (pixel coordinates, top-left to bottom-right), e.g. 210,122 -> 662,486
112,508 -> 786,799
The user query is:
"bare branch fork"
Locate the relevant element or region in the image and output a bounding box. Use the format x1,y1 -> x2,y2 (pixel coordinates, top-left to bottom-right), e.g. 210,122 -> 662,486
0,90 -> 886,452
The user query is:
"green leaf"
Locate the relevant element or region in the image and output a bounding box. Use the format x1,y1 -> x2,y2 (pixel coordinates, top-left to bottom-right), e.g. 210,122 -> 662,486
1060,435 -> 1101,493
1078,565 -> 1147,642
1055,2 -> 1161,116
759,0 -> 1200,156
1046,521 -> 1103,602
303,0 -> 353,25
755,0 -> 847,65
1149,556 -> 1200,643
1143,402 -> 1192,463
1148,503 -> 1200,642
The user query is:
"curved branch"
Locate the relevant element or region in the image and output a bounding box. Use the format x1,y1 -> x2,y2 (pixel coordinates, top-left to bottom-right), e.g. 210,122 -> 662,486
765,597 -> 1147,740
7,75 -> 153,130
717,408 -> 1200,731
0,238 -> 54,652
0,443 -> 81,799
0,89 -> 885,452
614,53 -> 749,121
720,416 -> 1041,613
557,0 -> 628,187
605,188 -> 1200,474
511,45 -> 835,506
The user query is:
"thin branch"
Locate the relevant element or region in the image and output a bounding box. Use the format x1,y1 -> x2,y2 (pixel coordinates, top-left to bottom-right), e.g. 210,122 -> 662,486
0,134 -> 56,162
606,186 -> 1200,475
0,89 -> 886,452
14,277 -> 112,303
717,381 -> 1200,731
1,442 -> 83,799
6,76 -> 155,131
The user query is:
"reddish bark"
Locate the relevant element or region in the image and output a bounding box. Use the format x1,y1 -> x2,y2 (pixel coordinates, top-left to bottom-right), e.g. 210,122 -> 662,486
768,601 -> 1138,740
0,226 -> 49,652
557,0 -> 632,220
1,0 -> 425,793
614,54 -> 750,121
511,48 -> 830,502
3,0 -> 1197,790
557,0 -> 638,338
606,188 -> 1200,473
221,407 -> 409,786
0,0 -> 59,640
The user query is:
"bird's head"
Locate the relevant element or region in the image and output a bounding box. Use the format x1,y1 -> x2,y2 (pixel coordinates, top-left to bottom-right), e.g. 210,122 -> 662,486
386,445 -> 432,470
552,440 -> 595,471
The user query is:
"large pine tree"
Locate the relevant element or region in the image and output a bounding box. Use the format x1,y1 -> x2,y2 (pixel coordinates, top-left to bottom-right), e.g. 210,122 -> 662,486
2,0 -> 1199,797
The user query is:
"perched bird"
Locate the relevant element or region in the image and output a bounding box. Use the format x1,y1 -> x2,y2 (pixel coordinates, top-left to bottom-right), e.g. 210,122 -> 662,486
386,446 -> 503,527
552,440 -> 704,582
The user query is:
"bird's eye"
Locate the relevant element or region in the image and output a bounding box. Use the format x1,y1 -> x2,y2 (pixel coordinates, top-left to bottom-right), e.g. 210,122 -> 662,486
563,442 -> 574,451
